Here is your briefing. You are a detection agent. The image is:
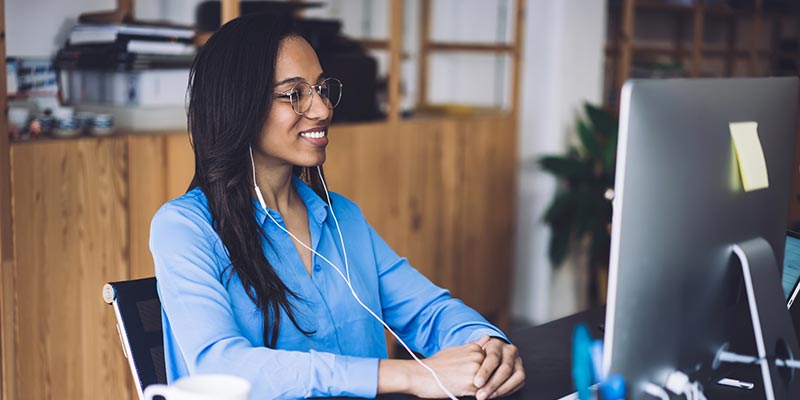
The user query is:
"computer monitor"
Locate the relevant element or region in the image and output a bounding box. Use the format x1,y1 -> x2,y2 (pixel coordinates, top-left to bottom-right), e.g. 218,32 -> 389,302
603,77 -> 800,399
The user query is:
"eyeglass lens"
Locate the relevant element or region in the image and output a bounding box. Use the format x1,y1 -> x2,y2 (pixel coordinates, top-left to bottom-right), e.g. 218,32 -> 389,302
290,78 -> 343,115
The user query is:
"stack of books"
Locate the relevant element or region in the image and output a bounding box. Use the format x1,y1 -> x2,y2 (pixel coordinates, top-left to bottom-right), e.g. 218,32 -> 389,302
56,22 -> 196,130
7,58 -> 59,98
58,23 -> 196,70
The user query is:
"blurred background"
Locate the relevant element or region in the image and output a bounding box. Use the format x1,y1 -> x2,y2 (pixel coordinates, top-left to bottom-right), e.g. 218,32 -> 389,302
0,0 -> 798,398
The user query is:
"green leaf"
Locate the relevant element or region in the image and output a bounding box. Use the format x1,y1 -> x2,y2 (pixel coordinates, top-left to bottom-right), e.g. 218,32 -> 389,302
543,191 -> 577,267
543,191 -> 575,224
576,118 -> 604,163
539,156 -> 584,179
539,101 -> 620,269
549,223 -> 572,267
602,134 -> 618,174
584,102 -> 618,140
573,187 -> 595,236
589,223 -> 611,266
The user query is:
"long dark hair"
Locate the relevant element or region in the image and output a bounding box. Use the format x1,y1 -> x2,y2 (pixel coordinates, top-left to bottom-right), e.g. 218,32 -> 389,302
187,13 -> 327,347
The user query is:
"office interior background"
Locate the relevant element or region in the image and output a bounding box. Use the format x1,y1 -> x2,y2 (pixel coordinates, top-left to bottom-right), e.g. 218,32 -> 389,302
0,0 -> 798,398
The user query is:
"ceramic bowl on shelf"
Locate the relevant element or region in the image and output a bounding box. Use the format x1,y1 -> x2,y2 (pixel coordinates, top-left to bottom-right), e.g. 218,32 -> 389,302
75,112 -> 95,134
52,117 -> 80,138
91,114 -> 114,136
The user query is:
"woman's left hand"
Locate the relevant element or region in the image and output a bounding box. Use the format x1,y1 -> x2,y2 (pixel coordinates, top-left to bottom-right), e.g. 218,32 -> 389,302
472,335 -> 526,400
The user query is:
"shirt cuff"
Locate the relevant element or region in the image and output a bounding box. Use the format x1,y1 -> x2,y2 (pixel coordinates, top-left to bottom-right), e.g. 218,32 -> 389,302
465,328 -> 511,345
331,354 -> 379,398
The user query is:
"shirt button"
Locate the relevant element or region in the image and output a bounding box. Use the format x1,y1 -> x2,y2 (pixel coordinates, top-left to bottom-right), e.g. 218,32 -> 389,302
314,264 -> 322,272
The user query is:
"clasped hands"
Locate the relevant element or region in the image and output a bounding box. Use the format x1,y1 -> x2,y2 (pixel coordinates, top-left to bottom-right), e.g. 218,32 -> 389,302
410,335 -> 526,399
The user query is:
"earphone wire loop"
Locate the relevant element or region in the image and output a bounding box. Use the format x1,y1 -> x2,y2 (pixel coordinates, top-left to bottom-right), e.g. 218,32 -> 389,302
248,148 -> 458,399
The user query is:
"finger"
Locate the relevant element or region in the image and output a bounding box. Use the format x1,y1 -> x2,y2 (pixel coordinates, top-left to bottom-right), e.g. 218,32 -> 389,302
490,358 -> 526,398
474,341 -> 502,388
489,366 -> 525,398
475,352 -> 514,400
491,381 -> 526,400
474,335 -> 492,347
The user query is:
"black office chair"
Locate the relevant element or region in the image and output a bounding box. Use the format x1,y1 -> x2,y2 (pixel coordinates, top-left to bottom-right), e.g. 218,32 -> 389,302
103,277 -> 167,400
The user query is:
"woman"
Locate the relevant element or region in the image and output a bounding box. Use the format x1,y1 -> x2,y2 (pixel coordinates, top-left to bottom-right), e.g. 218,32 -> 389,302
150,13 -> 524,400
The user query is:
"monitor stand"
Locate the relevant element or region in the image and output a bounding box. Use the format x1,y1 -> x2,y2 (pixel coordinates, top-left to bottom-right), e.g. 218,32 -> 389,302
714,238 -> 800,400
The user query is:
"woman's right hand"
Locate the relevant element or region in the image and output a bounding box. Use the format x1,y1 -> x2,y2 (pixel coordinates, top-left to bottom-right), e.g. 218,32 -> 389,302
406,336 -> 491,398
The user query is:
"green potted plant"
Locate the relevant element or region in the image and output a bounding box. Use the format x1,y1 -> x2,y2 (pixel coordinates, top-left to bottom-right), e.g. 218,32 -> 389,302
540,102 -> 618,304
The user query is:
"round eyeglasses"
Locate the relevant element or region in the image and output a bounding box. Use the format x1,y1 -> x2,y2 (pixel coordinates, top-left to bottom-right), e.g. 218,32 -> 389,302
274,77 -> 343,116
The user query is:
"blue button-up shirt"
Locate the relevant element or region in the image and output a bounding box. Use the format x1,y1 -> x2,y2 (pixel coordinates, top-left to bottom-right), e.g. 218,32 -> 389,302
150,176 -> 507,399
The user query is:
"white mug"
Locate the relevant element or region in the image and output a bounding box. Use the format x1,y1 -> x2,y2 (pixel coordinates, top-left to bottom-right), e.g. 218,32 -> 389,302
143,374 -> 251,400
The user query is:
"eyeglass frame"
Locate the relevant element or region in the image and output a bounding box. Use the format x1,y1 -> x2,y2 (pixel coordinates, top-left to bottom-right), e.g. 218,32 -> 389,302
273,77 -> 343,116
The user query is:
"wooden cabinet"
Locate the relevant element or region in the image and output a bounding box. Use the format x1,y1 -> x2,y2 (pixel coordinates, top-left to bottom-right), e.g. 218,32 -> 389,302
9,138 -> 131,400
325,115 -> 516,325
1,113 -> 515,400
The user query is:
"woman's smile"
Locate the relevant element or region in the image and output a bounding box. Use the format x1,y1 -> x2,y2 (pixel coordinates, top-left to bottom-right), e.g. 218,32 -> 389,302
298,126 -> 328,147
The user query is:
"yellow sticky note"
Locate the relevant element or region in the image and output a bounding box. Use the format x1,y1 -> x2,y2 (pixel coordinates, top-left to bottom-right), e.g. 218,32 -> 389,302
730,122 -> 769,192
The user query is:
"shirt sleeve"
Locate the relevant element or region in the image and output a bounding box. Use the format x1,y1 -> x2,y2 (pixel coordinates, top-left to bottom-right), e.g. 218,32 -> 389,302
151,204 -> 378,399
369,224 -> 509,357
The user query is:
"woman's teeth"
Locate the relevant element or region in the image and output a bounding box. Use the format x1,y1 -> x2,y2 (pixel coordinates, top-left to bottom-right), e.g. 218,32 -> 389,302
300,131 -> 325,139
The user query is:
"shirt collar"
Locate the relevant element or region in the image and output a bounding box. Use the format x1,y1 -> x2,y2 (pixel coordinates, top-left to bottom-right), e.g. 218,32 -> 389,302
293,175 -> 330,225
252,175 -> 329,225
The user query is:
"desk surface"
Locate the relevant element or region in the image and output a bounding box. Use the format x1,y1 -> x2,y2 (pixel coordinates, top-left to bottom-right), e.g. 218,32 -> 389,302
503,307 -> 766,400
370,309 -> 606,400
502,308 -> 606,400
374,307 -> 767,400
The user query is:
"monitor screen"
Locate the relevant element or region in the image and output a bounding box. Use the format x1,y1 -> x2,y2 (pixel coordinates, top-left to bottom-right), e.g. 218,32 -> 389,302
783,231 -> 800,300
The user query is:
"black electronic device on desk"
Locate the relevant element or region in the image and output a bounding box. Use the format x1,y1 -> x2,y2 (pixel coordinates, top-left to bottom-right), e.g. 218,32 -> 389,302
196,1 -> 383,123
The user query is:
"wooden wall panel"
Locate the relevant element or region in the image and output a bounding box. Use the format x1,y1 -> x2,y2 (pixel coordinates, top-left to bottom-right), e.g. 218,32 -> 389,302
164,133 -> 195,200
401,119 -> 460,287
1,259 -> 16,400
325,122 -> 410,255
10,138 -> 131,400
326,116 -> 516,328
128,136 -> 168,279
454,116 -> 516,328
127,133 -> 193,279
0,0 -> 12,395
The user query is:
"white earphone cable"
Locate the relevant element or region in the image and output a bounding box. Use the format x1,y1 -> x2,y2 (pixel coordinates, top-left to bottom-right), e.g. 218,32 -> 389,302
249,148 -> 458,399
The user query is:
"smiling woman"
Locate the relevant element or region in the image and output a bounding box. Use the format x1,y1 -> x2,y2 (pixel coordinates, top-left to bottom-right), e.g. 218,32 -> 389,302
149,12 -> 524,400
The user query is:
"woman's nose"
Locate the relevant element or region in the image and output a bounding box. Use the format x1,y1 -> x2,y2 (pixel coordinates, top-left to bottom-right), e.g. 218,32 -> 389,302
304,92 -> 331,121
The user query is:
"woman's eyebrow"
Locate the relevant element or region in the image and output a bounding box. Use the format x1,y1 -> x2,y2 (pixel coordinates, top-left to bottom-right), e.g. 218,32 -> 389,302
274,76 -> 303,87
275,73 -> 326,87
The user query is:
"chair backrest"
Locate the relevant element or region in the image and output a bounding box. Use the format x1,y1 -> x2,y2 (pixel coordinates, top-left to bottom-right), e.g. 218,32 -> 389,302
103,277 -> 167,400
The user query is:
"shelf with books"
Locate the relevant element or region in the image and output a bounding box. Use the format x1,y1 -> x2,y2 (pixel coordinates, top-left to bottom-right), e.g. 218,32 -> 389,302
604,0 -> 800,109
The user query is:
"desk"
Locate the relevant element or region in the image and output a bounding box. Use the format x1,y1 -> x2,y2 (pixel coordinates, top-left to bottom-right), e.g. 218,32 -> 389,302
367,309 -> 605,400
503,307 -> 765,400
372,307 -> 767,399
503,308 -> 606,399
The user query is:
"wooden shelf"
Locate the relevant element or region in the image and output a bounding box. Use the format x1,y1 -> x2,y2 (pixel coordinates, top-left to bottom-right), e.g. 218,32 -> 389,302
8,108 -> 515,145
611,0 -> 799,18
605,43 -> 800,60
623,0 -> 735,15
606,0 -> 799,108
427,42 -> 514,53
